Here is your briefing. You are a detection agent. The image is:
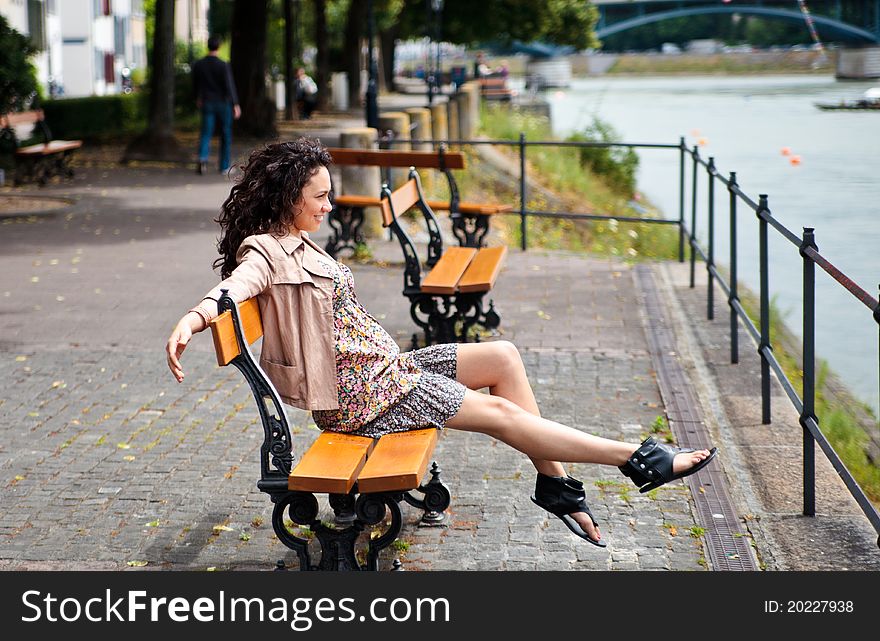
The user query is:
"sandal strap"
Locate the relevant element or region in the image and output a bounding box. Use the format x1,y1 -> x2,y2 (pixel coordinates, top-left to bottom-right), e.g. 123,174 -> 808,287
620,437 -> 696,487
533,474 -> 598,525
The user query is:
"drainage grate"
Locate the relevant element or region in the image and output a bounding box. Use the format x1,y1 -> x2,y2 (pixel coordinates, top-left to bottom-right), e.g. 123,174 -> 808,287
634,265 -> 757,571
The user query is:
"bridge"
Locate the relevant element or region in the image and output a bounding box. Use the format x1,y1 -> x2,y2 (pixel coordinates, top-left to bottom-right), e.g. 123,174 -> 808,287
591,0 -> 880,43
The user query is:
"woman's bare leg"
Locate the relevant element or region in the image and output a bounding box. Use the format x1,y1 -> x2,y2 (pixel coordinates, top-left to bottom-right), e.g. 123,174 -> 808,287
452,341 -> 711,541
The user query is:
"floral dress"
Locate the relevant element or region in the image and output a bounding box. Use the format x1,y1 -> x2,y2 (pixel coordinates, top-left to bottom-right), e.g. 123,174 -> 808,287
310,247 -> 466,437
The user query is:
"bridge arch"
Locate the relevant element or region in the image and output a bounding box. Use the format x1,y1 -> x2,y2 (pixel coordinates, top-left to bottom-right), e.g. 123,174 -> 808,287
595,6 -> 879,44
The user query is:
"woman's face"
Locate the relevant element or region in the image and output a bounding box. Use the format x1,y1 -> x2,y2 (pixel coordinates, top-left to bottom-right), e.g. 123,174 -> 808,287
290,166 -> 332,235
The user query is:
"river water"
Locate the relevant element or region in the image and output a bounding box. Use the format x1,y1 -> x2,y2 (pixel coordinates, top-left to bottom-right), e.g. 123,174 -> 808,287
544,75 -> 879,414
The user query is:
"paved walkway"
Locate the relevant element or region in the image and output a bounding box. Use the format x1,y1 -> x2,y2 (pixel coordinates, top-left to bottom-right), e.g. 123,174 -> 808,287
1,134 -> 878,571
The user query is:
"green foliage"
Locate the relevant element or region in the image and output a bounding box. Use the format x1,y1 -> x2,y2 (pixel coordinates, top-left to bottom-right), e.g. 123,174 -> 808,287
0,15 -> 38,114
478,104 -> 678,260
567,117 -> 639,198
397,0 -> 598,48
41,95 -> 148,140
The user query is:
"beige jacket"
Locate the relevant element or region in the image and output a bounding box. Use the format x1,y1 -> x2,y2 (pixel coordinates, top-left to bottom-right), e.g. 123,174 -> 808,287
198,231 -> 339,410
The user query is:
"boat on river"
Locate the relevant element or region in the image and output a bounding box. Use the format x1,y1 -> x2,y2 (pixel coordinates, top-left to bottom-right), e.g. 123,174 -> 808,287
815,87 -> 880,111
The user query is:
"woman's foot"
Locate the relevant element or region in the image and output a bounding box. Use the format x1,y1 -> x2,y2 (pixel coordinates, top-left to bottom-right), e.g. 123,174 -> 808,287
620,437 -> 718,493
673,449 -> 713,475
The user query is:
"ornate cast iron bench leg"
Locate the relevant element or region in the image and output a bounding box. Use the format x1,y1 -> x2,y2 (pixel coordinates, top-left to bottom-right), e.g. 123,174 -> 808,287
325,204 -> 365,258
402,462 -> 451,525
451,213 -> 491,248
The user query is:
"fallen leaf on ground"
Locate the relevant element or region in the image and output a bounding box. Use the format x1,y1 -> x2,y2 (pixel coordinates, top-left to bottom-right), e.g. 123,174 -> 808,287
126,560 -> 148,567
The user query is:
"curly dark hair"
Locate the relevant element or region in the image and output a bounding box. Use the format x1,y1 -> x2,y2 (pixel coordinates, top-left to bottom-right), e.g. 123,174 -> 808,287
214,138 -> 332,278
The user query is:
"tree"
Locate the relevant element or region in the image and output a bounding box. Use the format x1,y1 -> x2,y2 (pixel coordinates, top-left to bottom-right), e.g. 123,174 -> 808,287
313,0 -> 330,111
0,15 -> 38,114
231,0 -> 276,136
124,0 -> 182,162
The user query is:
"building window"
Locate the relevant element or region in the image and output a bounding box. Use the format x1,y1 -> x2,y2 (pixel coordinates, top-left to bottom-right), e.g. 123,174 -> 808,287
27,0 -> 47,51
104,53 -> 115,85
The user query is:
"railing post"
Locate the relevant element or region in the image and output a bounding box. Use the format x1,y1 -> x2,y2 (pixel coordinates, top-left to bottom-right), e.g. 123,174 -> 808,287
728,172 -> 739,364
679,136 -> 685,263
757,194 -> 771,425
707,157 -> 715,321
519,132 -> 527,251
690,145 -> 698,288
800,227 -> 817,517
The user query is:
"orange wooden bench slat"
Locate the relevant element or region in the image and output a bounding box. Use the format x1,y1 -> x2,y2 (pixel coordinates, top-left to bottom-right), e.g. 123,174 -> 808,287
208,298 -> 264,366
357,429 -> 438,493
289,432 -> 376,494
421,246 -> 477,294
334,194 -> 383,207
327,148 -> 466,170
336,195 -> 509,216
16,140 -> 83,156
458,246 -> 508,293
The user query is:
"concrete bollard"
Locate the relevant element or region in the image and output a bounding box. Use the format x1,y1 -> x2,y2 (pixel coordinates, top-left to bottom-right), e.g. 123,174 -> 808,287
460,81 -> 480,136
429,103 -> 448,148
455,91 -> 472,142
338,128 -> 383,239
446,99 -> 459,147
404,108 -> 432,151
405,107 -> 434,189
378,111 -> 411,188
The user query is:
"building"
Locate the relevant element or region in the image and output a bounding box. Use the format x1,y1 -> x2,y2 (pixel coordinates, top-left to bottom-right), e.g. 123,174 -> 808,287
0,0 -> 149,99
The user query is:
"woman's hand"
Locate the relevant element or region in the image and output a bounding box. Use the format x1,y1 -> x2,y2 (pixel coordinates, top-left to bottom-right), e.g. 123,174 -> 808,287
166,313 -> 203,382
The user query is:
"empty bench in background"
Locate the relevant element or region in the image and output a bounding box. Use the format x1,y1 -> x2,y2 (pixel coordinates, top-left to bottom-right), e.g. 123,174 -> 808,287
325,146 -> 512,256
209,291 -> 451,571
0,110 -> 82,186
381,168 -> 507,346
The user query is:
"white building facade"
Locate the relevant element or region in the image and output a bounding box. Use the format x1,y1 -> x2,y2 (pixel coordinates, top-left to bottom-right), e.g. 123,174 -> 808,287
0,0 -> 148,99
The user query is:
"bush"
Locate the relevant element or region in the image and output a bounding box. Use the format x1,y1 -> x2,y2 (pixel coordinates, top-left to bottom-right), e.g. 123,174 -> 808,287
567,117 -> 639,198
41,94 -> 148,140
0,15 -> 38,114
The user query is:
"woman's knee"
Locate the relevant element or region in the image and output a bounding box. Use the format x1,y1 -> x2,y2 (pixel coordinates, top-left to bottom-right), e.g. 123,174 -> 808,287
493,340 -> 523,373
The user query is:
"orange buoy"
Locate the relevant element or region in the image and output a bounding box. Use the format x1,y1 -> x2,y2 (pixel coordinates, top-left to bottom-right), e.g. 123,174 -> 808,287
698,137 -> 708,146
690,129 -> 701,138
790,155 -> 802,166
781,147 -> 792,156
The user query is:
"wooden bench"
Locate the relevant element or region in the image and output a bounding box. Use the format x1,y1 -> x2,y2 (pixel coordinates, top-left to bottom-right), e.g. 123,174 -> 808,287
478,77 -> 514,101
0,110 -> 82,186
208,291 -> 452,571
381,168 -> 507,345
325,146 -> 512,256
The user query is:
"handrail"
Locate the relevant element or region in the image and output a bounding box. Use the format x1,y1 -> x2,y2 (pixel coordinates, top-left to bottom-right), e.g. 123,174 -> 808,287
382,131 -> 880,545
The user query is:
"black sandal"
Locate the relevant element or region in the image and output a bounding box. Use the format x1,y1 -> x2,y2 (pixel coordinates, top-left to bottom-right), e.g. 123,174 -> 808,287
530,473 -> 607,547
619,437 -> 718,493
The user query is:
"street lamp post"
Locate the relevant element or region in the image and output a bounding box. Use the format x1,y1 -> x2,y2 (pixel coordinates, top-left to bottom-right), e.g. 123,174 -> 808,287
365,0 -> 379,129
426,0 -> 443,106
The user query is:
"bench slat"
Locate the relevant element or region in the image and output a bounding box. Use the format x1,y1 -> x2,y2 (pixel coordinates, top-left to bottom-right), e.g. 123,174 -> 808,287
458,246 -> 507,293
209,298 -> 264,366
327,148 -> 465,170
357,429 -> 438,493
289,432 -> 376,494
16,140 -> 83,156
336,195 -> 510,217
421,246 -> 477,294
334,195 -> 382,208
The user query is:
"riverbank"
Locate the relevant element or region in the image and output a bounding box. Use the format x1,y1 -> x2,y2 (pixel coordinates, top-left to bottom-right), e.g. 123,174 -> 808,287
598,50 -> 834,75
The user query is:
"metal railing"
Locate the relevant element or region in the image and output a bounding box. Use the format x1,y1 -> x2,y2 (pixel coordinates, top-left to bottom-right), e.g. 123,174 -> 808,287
380,133 -> 880,546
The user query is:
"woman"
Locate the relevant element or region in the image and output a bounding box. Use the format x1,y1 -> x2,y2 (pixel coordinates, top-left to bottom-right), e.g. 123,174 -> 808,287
165,139 -> 717,547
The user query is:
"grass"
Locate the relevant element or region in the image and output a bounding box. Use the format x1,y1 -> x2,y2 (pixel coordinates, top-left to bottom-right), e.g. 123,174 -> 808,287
469,104 -> 680,260
608,52 -> 832,75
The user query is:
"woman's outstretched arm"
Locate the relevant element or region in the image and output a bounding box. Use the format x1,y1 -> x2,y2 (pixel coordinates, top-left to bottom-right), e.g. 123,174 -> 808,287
164,240 -> 272,382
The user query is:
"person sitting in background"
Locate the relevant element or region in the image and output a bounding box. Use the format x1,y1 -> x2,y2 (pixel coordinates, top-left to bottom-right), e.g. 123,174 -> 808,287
295,68 -> 318,120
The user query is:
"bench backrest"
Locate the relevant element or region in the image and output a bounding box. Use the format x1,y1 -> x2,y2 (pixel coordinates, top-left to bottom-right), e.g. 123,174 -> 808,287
327,147 -> 465,170
381,170 -> 448,292
208,291 -> 294,482
210,297 -> 263,365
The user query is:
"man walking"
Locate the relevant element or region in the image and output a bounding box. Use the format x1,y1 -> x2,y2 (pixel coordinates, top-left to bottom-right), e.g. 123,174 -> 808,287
192,36 -> 241,174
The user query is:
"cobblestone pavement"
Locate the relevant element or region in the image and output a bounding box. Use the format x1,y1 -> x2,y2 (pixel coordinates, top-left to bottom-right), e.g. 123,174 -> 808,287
2,161 -> 875,571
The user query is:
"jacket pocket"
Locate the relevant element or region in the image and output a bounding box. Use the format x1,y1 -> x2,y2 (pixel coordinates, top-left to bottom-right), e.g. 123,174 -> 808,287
261,358 -> 301,400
